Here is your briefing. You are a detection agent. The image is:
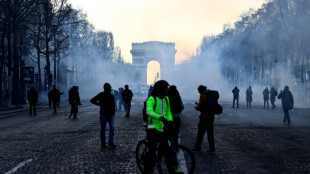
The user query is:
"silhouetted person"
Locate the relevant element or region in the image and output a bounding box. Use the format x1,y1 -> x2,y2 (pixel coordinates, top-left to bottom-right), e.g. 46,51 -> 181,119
263,87 -> 270,109
69,86 -> 81,118
113,89 -> 120,110
118,87 -> 124,111
232,86 -> 239,108
193,85 -> 215,153
246,86 -> 253,108
90,83 -> 116,148
168,85 -> 184,149
278,86 -> 294,125
122,85 -> 133,117
270,87 -> 278,109
27,86 -> 38,116
50,85 -> 61,114
48,90 -> 52,107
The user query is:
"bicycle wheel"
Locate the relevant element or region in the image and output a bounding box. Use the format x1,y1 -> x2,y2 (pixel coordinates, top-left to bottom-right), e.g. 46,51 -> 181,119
136,139 -> 148,174
157,145 -> 196,174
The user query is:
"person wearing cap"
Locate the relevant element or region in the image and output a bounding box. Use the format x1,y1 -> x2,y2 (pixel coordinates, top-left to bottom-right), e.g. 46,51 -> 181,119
278,86 -> 294,125
90,83 -> 116,148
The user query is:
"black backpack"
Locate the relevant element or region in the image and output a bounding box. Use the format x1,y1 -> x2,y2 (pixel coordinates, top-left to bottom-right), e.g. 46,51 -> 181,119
202,90 -> 223,115
142,96 -> 168,122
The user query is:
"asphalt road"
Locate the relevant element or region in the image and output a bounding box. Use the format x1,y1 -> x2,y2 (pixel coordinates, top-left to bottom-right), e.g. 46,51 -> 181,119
0,100 -> 309,173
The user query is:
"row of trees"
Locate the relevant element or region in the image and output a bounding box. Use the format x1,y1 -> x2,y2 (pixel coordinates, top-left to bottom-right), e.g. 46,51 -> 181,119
0,0 -> 126,105
190,0 -> 310,89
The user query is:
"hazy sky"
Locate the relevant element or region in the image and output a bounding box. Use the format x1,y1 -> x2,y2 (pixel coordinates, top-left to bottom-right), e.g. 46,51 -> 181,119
69,0 -> 265,64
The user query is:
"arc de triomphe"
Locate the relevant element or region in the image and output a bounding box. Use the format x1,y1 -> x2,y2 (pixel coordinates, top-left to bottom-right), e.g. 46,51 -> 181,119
130,41 -> 176,85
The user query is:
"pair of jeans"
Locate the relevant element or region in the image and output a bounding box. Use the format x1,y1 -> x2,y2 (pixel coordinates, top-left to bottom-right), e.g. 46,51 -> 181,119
100,114 -> 115,144
195,119 -> 215,151
233,97 -> 239,108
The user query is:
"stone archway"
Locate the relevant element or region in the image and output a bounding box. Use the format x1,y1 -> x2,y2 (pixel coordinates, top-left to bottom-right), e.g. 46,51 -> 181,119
130,41 -> 176,85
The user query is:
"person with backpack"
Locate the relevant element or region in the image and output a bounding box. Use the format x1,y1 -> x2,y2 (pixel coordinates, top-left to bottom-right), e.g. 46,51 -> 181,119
232,86 -> 240,108
168,85 -> 184,149
246,86 -> 253,108
90,83 -> 116,148
68,86 -> 82,118
122,85 -> 133,117
278,86 -> 294,125
192,85 -> 216,153
263,87 -> 270,109
144,80 -> 182,174
27,86 -> 38,116
270,87 -> 278,109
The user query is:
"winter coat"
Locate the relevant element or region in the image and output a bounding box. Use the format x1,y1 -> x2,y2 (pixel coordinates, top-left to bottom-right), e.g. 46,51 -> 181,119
90,91 -> 115,115
278,89 -> 294,110
27,88 -> 38,103
246,89 -> 253,102
232,87 -> 240,98
195,93 -> 214,120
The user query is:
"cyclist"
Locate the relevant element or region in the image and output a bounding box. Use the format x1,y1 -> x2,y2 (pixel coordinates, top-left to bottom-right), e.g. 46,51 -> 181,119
144,80 -> 182,174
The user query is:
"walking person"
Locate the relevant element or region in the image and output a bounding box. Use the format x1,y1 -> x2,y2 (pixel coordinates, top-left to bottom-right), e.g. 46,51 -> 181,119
270,87 -> 278,109
246,86 -> 253,108
118,87 -> 124,111
193,85 -> 216,153
90,83 -> 116,148
50,85 -> 61,114
68,86 -> 82,118
232,86 -> 240,108
278,86 -> 294,125
168,85 -> 184,149
122,84 -> 133,117
27,86 -> 38,116
263,87 -> 270,109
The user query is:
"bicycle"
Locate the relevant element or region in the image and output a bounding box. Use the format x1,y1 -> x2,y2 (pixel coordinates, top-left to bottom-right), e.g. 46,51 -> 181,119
136,125 -> 195,174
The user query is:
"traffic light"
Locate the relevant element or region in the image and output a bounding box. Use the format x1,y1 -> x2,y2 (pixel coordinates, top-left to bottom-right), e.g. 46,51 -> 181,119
35,73 -> 38,81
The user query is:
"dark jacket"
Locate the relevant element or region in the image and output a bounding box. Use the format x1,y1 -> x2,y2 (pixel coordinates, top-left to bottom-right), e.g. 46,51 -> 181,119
246,88 -> 253,102
263,88 -> 270,100
270,88 -> 278,102
50,88 -> 61,102
232,87 -> 240,98
69,88 -> 81,105
278,89 -> 294,110
122,89 -> 133,102
90,91 -> 115,115
27,88 -> 38,103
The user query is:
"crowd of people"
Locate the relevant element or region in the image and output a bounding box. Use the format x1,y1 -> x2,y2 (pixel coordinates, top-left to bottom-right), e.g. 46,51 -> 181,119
25,81 -> 294,173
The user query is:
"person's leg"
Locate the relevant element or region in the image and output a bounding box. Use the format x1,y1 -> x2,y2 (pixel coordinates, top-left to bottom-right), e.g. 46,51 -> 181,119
29,103 -> 33,115
194,120 -> 207,150
232,98 -> 235,108
34,102 -> 37,115
73,104 -> 78,117
172,117 -> 181,148
100,115 -> 107,145
283,108 -> 288,124
53,100 -> 57,113
108,115 -> 115,145
249,102 -> 251,108
144,129 -> 160,173
206,119 -> 215,151
237,98 -> 239,108
267,100 -> 269,109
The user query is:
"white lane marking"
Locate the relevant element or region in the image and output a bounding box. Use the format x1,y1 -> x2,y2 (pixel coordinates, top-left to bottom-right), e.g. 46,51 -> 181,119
177,136 -> 189,174
4,159 -> 33,174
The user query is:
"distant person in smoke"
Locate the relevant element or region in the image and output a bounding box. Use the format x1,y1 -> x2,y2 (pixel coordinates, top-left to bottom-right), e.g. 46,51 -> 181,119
113,89 -> 120,111
232,86 -> 240,108
90,83 -> 116,148
246,86 -> 253,108
27,86 -> 38,116
263,87 -> 270,109
68,86 -> 82,118
50,85 -> 62,114
193,85 -> 216,153
122,85 -> 133,117
118,87 -> 124,111
168,85 -> 184,149
270,87 -> 278,109
278,86 -> 294,126
148,85 -> 154,97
